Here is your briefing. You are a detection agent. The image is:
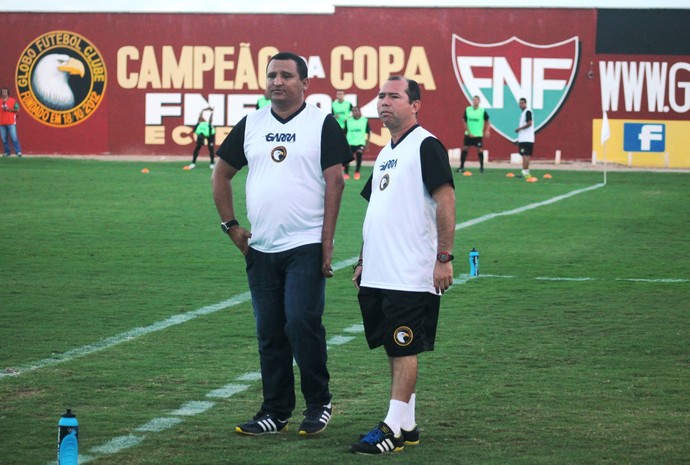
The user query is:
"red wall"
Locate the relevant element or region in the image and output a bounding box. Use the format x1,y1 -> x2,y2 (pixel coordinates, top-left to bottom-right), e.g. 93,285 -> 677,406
1,8 -> 684,160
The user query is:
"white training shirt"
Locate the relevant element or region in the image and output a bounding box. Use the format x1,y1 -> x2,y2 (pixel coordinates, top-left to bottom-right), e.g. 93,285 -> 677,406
218,103 -> 351,253
518,107 -> 535,143
361,126 -> 440,294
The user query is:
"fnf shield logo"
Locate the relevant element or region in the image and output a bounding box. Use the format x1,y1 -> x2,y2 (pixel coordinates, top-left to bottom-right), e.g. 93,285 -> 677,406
452,35 -> 579,143
15,30 -> 106,127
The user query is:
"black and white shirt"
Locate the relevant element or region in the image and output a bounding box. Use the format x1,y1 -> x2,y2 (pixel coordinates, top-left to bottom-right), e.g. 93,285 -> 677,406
360,125 -> 454,293
217,103 -> 352,252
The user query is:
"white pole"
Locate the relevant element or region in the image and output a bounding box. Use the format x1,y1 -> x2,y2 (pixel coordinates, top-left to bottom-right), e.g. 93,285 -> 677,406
555,149 -> 561,164
483,149 -> 489,163
592,150 -> 597,165
603,143 -> 608,185
664,152 -> 669,168
628,152 -> 633,167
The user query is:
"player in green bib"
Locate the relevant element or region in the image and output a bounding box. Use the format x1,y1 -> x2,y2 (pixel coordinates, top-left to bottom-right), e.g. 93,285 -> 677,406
187,107 -> 216,169
256,94 -> 270,109
459,95 -> 490,173
331,90 -> 353,130
343,106 -> 370,180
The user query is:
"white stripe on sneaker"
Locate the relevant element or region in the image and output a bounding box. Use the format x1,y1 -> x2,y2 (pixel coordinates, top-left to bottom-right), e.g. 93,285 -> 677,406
260,419 -> 275,432
379,438 -> 394,452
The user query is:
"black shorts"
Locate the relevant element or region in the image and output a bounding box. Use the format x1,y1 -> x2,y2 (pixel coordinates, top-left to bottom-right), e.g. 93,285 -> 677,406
518,142 -> 534,156
196,134 -> 214,146
463,135 -> 483,148
357,287 -> 440,357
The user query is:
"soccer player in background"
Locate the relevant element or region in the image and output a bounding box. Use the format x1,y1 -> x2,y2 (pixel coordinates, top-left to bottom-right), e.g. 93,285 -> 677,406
331,89 -> 352,130
515,97 -> 535,178
343,106 -> 370,180
186,107 -> 215,169
458,95 -> 490,173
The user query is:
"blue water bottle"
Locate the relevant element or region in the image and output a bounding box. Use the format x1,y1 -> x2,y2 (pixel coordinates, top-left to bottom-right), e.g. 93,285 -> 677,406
58,409 -> 78,465
469,248 -> 479,276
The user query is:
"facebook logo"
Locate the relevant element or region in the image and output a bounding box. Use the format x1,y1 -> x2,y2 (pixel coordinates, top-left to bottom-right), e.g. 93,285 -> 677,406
623,123 -> 666,152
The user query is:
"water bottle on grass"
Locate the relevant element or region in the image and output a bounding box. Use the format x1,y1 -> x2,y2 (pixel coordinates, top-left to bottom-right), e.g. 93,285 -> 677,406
469,248 -> 479,276
58,409 -> 78,465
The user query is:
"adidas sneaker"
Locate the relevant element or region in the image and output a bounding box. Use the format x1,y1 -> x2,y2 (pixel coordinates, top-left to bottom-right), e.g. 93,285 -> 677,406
298,402 -> 332,435
350,421 -> 404,455
235,411 -> 288,435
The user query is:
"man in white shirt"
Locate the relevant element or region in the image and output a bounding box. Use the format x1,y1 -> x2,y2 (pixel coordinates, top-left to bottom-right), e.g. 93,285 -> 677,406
515,97 -> 535,178
351,76 -> 455,455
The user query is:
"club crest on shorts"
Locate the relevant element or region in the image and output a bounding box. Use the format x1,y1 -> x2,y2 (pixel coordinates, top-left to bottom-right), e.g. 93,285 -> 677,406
451,35 -> 579,143
15,30 -> 107,127
394,326 -> 413,346
271,146 -> 287,163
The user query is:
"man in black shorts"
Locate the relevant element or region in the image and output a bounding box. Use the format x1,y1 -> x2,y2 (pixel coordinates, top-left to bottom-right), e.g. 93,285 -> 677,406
351,76 -> 455,455
458,95 -> 490,173
515,97 -> 535,178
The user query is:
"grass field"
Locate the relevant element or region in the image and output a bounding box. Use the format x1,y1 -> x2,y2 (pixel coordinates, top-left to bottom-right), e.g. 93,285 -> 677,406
1,158 -> 688,465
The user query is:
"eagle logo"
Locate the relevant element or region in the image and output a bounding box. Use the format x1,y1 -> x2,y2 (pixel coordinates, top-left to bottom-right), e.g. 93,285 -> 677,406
393,326 -> 413,347
271,146 -> 288,163
15,30 -> 107,127
379,174 -> 390,191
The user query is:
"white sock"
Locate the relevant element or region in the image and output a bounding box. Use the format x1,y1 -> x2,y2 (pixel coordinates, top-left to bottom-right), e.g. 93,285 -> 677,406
401,393 -> 416,430
383,400 -> 407,436
522,169 -> 529,176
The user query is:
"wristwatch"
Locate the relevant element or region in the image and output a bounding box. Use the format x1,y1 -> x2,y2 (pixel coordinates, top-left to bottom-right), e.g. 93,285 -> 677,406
221,219 -> 239,233
436,251 -> 454,263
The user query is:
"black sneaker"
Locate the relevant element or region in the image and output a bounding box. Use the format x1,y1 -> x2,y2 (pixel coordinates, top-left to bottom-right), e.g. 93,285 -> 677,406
358,424 -> 419,444
456,167 -> 464,173
235,411 -> 288,435
350,421 -> 404,455
298,402 -> 332,435
401,425 -> 420,445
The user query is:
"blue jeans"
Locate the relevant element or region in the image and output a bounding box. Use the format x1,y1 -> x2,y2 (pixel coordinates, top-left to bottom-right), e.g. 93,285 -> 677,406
245,243 -> 331,419
0,124 -> 22,154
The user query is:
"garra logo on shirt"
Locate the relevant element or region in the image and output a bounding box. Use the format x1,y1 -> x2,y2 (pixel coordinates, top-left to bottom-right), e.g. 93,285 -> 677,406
265,133 -> 296,142
452,35 -> 578,143
15,30 -> 106,127
379,159 -> 397,171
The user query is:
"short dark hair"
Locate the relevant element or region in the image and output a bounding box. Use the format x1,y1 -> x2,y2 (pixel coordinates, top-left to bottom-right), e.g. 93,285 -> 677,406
520,97 -> 527,104
268,52 -> 308,80
387,75 -> 421,103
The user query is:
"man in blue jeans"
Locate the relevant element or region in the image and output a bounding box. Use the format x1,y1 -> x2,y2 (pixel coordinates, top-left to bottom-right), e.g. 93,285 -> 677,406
212,51 -> 352,436
1,88 -> 23,157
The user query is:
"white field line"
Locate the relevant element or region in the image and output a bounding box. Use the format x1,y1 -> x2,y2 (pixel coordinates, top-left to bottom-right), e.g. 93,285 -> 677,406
456,274 -> 688,284
5,183 -> 604,380
455,182 -> 605,230
64,324 -> 369,465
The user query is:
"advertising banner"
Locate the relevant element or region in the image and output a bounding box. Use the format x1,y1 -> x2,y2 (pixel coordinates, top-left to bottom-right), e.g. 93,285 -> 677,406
2,8 -> 688,166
